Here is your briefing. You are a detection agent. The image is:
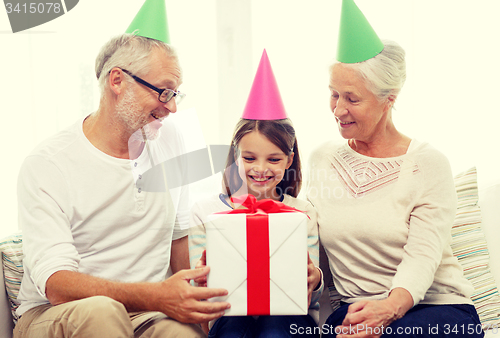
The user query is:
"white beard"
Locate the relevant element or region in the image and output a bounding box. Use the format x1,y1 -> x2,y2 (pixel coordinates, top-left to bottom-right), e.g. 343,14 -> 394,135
115,89 -> 161,143
129,124 -> 161,143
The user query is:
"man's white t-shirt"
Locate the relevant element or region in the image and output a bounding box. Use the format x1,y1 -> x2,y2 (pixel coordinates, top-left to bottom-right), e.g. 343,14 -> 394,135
17,116 -> 190,316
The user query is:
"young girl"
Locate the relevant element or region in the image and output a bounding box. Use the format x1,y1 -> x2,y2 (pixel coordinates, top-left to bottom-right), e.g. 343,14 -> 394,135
188,118 -> 323,337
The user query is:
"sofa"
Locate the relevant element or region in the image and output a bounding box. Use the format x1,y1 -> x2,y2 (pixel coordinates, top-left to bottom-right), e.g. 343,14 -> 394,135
2,167 -> 500,338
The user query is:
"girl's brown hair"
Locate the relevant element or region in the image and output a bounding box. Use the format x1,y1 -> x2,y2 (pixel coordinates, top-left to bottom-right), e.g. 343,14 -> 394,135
222,118 -> 301,198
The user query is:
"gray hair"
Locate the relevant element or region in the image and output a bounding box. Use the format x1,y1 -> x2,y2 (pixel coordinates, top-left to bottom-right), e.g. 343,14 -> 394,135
95,34 -> 179,97
334,40 -> 406,102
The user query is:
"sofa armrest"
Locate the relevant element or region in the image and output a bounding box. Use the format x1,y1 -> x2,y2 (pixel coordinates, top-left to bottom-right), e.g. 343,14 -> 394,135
0,260 -> 14,338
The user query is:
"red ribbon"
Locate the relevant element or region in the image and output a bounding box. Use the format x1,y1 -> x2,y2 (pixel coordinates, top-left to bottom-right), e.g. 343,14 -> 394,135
246,213 -> 270,315
217,195 -> 306,315
218,194 -> 307,216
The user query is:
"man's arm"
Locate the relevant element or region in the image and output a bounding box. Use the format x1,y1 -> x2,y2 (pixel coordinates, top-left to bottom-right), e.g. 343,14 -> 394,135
170,236 -> 189,274
45,267 -> 230,323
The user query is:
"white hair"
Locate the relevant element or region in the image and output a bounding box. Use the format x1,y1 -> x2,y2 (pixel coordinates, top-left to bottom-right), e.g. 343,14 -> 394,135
95,34 -> 179,98
333,40 -> 406,102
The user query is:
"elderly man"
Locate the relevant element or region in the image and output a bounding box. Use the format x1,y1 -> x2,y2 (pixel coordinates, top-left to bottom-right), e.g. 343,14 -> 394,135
13,6 -> 230,338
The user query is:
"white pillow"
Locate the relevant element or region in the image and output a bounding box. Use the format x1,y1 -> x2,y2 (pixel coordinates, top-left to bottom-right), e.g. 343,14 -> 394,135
479,180 -> 500,302
452,167 -> 500,328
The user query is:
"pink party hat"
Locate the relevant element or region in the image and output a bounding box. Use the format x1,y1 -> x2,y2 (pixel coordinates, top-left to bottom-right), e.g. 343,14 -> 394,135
241,50 -> 288,120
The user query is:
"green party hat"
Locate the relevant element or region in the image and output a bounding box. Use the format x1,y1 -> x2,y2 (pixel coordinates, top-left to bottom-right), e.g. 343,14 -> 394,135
337,0 -> 384,63
126,0 -> 170,43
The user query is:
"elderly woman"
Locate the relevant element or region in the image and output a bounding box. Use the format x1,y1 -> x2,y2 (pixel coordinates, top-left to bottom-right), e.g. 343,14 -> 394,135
307,2 -> 483,337
308,39 -> 484,338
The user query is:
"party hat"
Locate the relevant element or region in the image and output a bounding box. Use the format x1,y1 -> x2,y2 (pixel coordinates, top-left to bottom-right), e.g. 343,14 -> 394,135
337,0 -> 384,63
126,0 -> 170,43
241,50 -> 288,120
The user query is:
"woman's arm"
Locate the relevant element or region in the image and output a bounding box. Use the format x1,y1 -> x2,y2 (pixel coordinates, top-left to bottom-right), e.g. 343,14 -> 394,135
390,149 -> 457,305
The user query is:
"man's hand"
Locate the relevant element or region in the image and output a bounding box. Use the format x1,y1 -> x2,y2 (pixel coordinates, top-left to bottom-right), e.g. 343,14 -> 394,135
155,266 -> 230,324
194,250 -> 208,287
307,252 -> 321,306
46,267 -> 230,325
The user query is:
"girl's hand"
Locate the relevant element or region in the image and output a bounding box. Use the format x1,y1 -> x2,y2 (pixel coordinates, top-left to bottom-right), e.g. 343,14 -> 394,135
307,252 -> 321,306
194,250 -> 208,287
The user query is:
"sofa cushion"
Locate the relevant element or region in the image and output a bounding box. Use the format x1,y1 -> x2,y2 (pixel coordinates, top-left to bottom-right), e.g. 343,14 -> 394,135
0,232 -> 23,324
452,167 -> 500,328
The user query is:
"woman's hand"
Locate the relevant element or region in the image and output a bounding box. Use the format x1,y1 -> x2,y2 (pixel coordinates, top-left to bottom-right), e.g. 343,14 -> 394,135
194,250 -> 208,287
307,252 -> 321,306
336,288 -> 413,338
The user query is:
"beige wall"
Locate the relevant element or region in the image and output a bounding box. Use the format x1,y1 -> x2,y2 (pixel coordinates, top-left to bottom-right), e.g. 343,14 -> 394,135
1,0 -> 499,237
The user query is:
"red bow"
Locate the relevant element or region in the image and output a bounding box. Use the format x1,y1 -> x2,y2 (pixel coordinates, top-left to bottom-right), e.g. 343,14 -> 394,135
218,194 -> 308,218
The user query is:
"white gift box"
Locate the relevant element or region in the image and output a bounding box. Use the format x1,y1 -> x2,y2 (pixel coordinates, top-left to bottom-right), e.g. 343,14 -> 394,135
206,212 -> 308,316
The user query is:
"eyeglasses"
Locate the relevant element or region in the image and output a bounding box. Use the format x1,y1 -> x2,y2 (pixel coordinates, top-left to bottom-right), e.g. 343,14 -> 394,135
119,68 -> 186,105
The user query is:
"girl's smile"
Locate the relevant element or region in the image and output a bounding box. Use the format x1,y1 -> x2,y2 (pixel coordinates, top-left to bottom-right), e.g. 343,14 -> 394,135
235,130 -> 293,200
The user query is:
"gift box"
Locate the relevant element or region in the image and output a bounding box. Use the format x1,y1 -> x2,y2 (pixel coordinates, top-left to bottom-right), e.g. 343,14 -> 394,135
206,196 -> 308,316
